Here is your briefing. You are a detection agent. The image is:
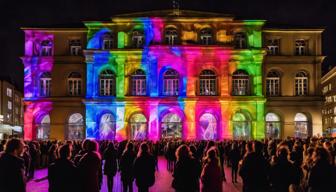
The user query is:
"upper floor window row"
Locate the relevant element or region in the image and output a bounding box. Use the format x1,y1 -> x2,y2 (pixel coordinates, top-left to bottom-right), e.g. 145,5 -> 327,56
265,70 -> 309,97
265,38 -> 309,56
38,71 -> 83,97
98,30 -> 249,48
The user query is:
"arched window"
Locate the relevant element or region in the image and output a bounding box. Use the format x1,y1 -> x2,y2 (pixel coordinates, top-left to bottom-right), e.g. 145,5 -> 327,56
295,71 -> 308,96
67,113 -> 84,140
200,28 -> 213,45
36,114 -> 50,140
99,113 -> 116,140
266,71 -> 280,96
131,69 -> 146,96
39,72 -> 51,97
132,30 -> 144,48
102,33 -> 114,50
130,113 -> 147,140
199,70 -> 217,96
266,113 -> 281,139
99,69 -> 116,96
232,112 -> 251,140
199,113 -> 217,140
232,70 -> 249,96
234,32 -> 247,49
163,69 -> 179,96
294,113 -> 309,138
40,40 -> 52,56
165,28 -> 178,45
68,72 -> 82,96
161,113 -> 182,139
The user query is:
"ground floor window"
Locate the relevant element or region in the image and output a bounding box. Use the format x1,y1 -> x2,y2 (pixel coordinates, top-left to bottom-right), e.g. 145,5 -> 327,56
199,113 -> 217,140
67,113 -> 84,140
99,113 -> 116,140
266,113 -> 281,139
232,112 -> 251,140
36,114 -> 50,140
294,113 -> 309,138
161,113 -> 182,139
130,113 -> 147,140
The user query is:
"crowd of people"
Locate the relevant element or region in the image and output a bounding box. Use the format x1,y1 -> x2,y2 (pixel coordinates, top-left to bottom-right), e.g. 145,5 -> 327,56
0,136 -> 335,192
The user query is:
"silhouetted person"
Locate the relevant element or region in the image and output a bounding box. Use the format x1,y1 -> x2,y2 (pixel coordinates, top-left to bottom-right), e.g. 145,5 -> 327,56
201,147 -> 223,192
0,140 -> 7,152
28,142 -> 38,179
172,144 -> 201,192
269,145 -> 297,192
48,144 -> 58,165
48,144 -> 78,192
0,138 -> 26,192
229,142 -> 240,183
22,145 -> 31,179
73,139 -> 90,166
308,147 -> 335,192
78,140 -> 102,192
119,142 -> 136,192
103,142 -> 118,192
239,141 -> 269,192
134,142 -> 156,192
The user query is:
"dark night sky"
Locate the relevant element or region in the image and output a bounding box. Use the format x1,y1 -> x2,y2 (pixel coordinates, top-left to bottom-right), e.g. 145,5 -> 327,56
0,0 -> 335,92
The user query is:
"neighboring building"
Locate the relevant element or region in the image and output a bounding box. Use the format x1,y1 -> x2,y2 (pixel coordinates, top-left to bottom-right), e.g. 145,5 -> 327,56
0,79 -> 24,139
263,28 -> 324,139
321,66 -> 336,137
21,10 -> 324,141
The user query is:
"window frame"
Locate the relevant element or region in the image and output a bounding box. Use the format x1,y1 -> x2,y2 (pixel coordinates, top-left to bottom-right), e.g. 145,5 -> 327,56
199,70 -> 217,96
165,27 -> 178,45
232,70 -> 250,96
68,72 -> 82,96
99,69 -> 116,96
295,71 -> 308,96
163,69 -> 179,96
266,71 -> 280,96
39,72 -> 51,97
131,69 -> 146,96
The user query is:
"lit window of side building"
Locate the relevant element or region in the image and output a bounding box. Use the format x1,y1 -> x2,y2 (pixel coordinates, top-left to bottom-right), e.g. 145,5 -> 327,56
22,10 -> 324,141
321,66 -> 336,137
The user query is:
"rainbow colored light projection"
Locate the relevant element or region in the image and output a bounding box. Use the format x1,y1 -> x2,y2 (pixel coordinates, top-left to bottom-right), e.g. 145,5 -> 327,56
83,17 -> 266,141
22,16 -> 266,141
22,30 -> 54,140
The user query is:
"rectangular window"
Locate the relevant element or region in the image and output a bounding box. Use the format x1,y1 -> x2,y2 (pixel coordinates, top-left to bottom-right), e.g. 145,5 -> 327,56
68,79 -> 82,96
100,79 -> 115,96
266,39 -> 280,55
295,39 -> 308,56
132,79 -> 146,96
266,78 -> 280,96
8,101 -> 12,110
163,79 -> 179,96
6,88 -> 12,97
69,39 -> 82,56
295,78 -> 308,96
232,79 -> 249,96
40,78 -> 51,97
15,107 -> 19,115
40,40 -> 53,56
15,95 -> 19,103
200,79 -> 217,96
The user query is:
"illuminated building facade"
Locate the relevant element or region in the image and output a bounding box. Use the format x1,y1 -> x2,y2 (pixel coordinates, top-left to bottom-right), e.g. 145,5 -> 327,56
321,66 -> 336,137
0,79 -> 24,139
22,10 -> 323,141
